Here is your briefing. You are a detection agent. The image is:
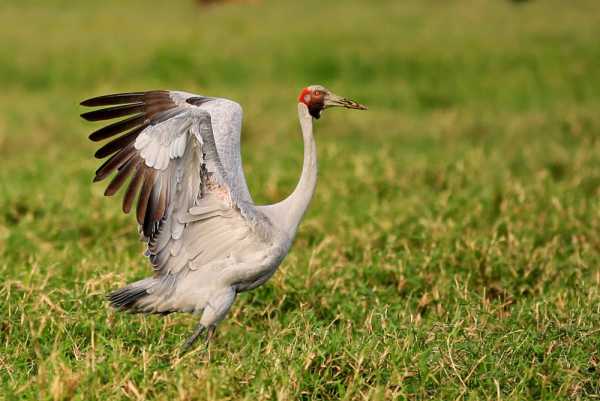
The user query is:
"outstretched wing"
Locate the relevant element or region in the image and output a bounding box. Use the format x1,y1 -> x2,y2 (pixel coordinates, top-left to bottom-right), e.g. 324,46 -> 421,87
81,90 -> 272,277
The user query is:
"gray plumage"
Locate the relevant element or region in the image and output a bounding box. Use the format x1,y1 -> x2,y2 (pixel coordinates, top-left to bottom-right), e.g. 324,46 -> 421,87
80,86 -> 366,350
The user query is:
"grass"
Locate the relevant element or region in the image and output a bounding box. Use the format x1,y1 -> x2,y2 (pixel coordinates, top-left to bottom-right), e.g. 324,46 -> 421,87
1,0 -> 600,399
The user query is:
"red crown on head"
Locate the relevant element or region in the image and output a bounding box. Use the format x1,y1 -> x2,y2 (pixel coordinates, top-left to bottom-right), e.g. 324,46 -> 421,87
298,87 -> 311,105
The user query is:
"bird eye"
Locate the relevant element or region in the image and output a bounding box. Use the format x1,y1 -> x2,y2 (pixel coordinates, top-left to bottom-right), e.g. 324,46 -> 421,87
313,90 -> 321,96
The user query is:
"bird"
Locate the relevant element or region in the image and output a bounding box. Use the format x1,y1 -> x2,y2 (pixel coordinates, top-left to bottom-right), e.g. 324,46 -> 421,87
80,85 -> 367,351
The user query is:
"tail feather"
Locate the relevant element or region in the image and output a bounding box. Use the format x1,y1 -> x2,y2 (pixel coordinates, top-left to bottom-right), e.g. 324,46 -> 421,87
107,277 -> 156,312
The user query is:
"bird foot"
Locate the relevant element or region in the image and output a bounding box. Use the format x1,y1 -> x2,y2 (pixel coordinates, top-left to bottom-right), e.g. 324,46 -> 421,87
179,324 -> 216,355
180,323 -> 206,355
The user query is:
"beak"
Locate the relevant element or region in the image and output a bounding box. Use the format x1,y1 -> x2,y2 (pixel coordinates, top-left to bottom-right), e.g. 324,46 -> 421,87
325,93 -> 368,110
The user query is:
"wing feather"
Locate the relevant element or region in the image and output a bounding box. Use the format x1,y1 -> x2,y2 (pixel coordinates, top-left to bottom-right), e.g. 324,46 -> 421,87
137,169 -> 156,224
95,126 -> 145,159
123,162 -> 144,213
81,103 -> 146,121
82,91 -> 185,236
94,143 -> 136,181
88,114 -> 148,142
105,156 -> 140,197
81,90 -> 273,279
80,92 -> 148,107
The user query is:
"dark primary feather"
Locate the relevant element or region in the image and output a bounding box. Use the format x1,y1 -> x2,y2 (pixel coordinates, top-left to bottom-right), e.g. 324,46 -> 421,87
81,92 -> 152,107
94,144 -> 136,182
88,114 -> 148,142
105,156 -> 140,197
81,90 -> 180,236
94,126 -> 145,159
123,162 -> 144,213
81,103 -> 146,121
137,169 -> 156,225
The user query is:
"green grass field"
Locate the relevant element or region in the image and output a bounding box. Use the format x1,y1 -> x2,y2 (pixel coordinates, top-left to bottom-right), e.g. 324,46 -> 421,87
2,0 -> 600,399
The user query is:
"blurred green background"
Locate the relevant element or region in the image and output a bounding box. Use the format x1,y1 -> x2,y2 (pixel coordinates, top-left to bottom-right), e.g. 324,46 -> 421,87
1,0 -> 600,400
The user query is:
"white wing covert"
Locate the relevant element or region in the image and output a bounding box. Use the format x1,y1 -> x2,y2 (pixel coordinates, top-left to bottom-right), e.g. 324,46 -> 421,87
81,90 -> 272,280
169,92 -> 253,204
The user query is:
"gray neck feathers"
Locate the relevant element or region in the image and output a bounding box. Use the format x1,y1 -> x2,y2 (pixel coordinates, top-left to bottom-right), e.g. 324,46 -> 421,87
259,103 -> 317,239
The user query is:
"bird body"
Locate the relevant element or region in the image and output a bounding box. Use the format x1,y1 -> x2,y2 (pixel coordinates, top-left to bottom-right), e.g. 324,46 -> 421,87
81,85 -> 366,350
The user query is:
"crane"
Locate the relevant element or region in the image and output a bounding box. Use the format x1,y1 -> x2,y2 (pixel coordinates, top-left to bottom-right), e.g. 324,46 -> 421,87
80,85 -> 367,351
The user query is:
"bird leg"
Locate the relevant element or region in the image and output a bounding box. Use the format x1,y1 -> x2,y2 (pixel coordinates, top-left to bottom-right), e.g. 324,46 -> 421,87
180,289 -> 233,354
206,325 -> 216,344
180,323 -> 206,355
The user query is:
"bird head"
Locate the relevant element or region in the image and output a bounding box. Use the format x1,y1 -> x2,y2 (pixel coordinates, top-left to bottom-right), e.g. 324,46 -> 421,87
298,85 -> 367,119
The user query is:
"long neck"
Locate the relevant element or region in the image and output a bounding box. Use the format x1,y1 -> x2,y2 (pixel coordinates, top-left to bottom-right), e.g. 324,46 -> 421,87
265,103 -> 317,238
